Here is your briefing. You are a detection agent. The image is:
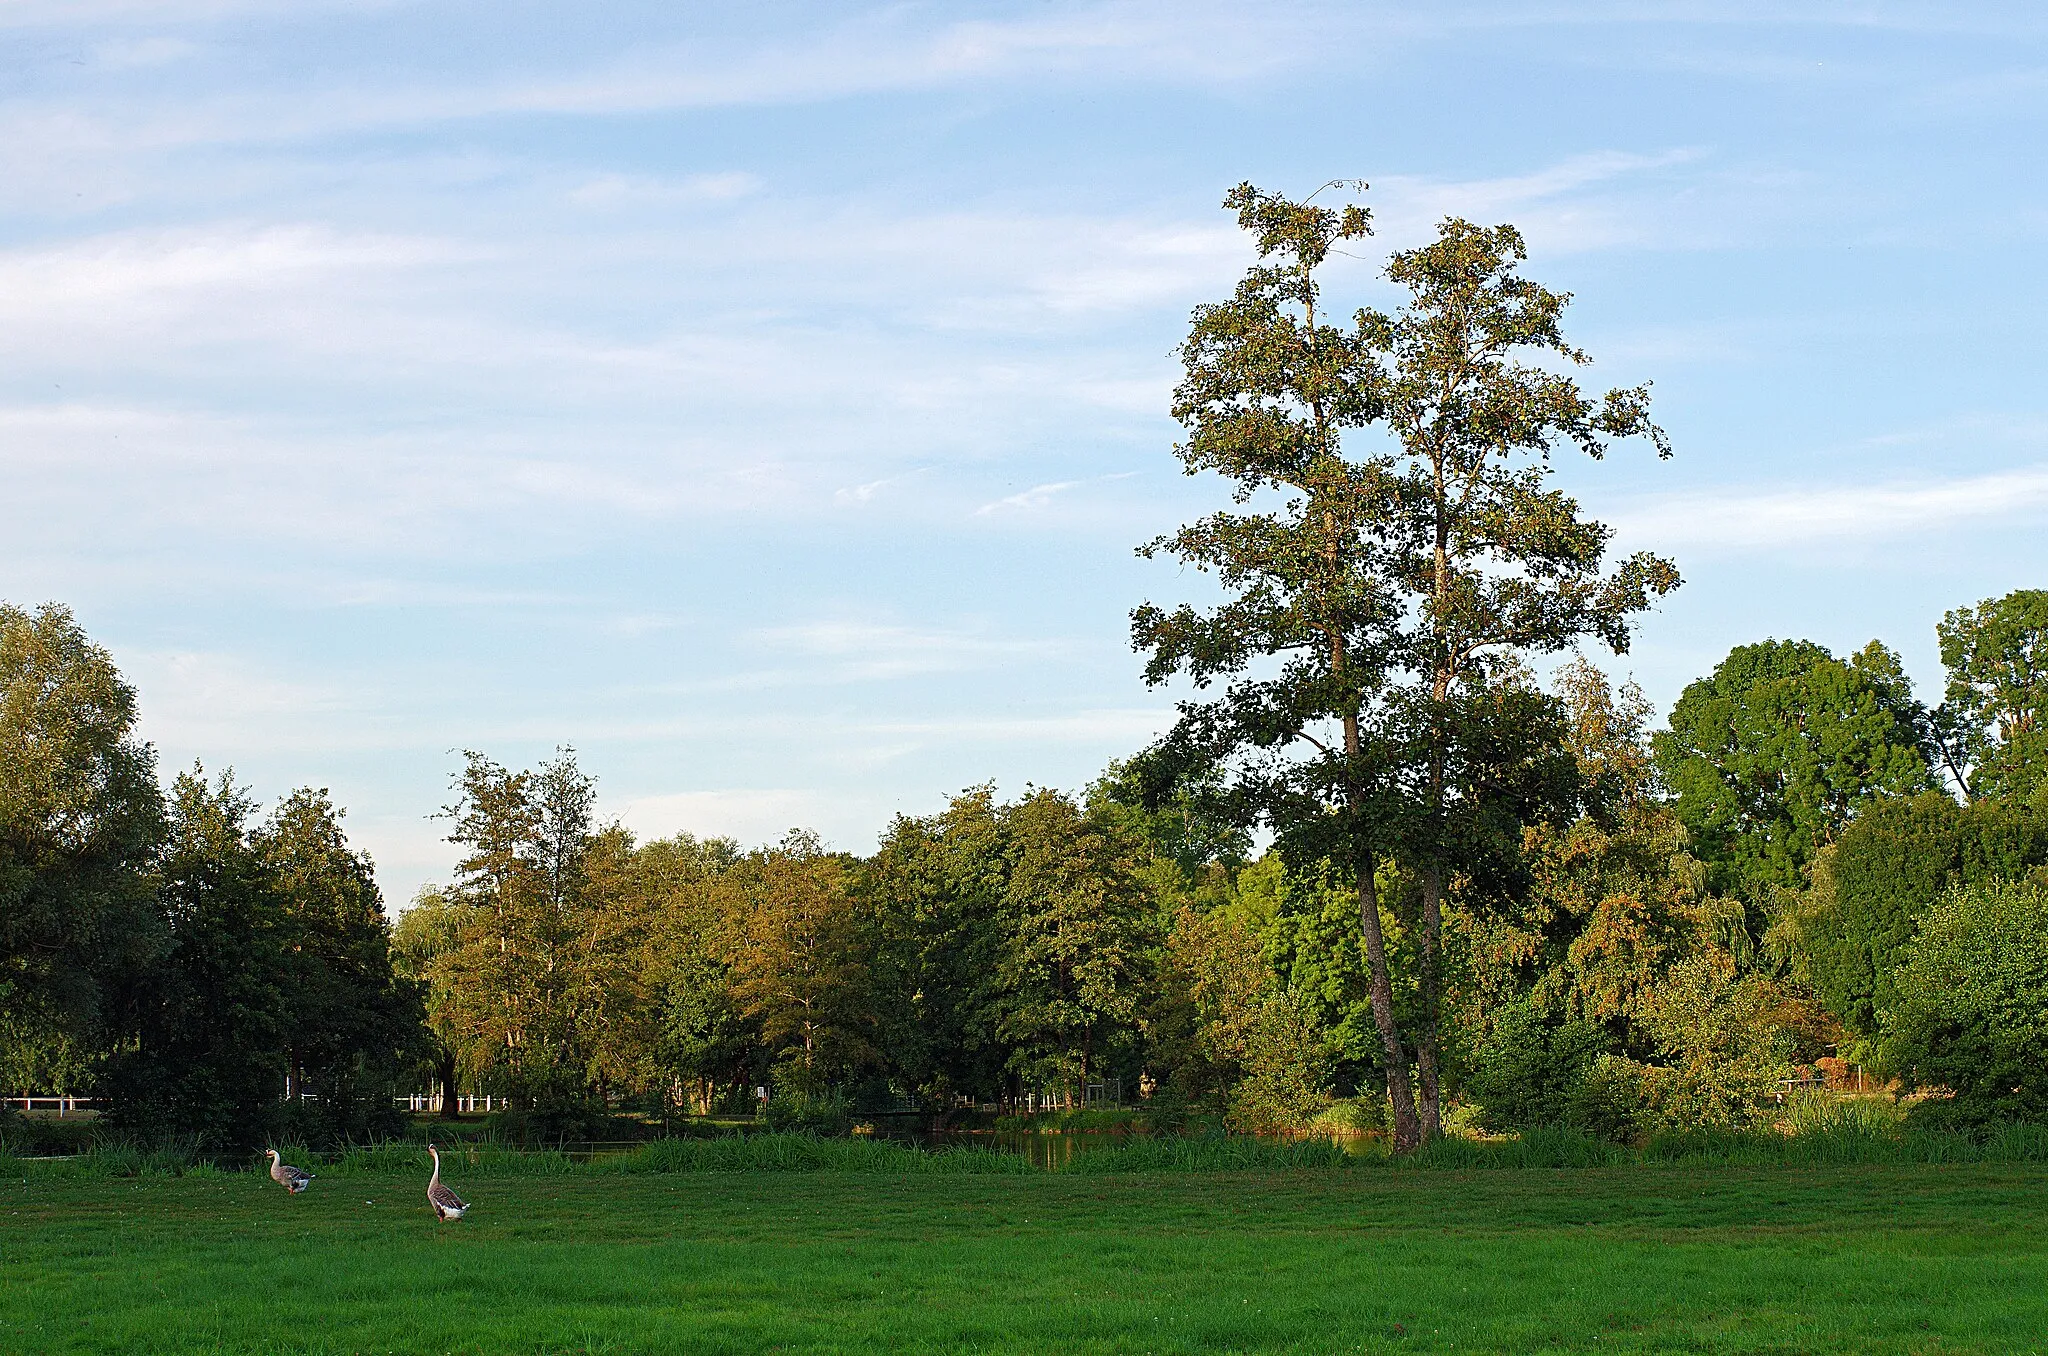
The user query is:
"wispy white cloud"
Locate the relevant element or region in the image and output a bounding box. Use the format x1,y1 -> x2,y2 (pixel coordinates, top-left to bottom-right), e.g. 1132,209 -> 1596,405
975,480 -> 1081,515
863,708 -> 1171,743
834,468 -> 929,504
1611,464 -> 2048,552
0,222 -> 453,308
567,171 -> 761,208
973,471 -> 1137,516
751,620 -> 1065,680
1364,149 -> 1779,255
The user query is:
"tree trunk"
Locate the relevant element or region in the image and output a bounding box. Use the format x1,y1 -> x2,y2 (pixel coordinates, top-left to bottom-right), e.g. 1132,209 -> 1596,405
436,1048 -> 460,1119
1355,845 -> 1421,1151
1415,865 -> 1445,1142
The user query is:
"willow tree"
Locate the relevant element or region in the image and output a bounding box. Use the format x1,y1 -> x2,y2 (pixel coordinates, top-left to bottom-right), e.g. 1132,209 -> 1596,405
1133,182 -> 1678,1149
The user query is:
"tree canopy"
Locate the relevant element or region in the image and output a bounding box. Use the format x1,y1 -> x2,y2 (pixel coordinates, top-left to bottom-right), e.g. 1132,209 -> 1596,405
1132,182 -> 1675,1147
1654,639 -> 1932,893
1934,589 -> 2048,801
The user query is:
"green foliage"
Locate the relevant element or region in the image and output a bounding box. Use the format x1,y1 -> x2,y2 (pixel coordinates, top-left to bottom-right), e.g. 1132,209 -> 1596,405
656,953 -> 751,1113
760,1089 -> 854,1138
990,791 -> 1156,1097
0,601 -> 165,1089
1133,182 -> 1673,1149
1877,880 -> 2048,1125
726,832 -> 875,1096
1654,639 -> 1932,891
861,785 -> 1157,1109
427,748 -> 608,1115
1464,1001 -> 1609,1133
1796,792 -> 2048,1036
103,771 -> 293,1153
1934,589 -> 2048,799
1146,891 -> 1334,1132
102,768 -> 417,1152
1306,1097 -> 1385,1135
859,786 -> 1014,1110
254,788 -> 419,1143
1632,953 -> 1796,1132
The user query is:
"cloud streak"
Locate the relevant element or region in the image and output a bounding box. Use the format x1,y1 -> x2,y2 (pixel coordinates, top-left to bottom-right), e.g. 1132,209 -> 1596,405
1611,464 -> 2048,551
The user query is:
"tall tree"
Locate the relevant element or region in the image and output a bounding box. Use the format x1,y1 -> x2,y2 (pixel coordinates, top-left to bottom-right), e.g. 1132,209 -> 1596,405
1793,791 -> 2047,1039
992,791 -> 1155,1103
1132,182 -> 1675,1148
0,602 -> 164,1092
860,788 -> 1014,1110
1933,589 -> 2048,801
1653,639 -> 1932,893
430,747 -> 603,1112
255,788 -> 421,1141
104,769 -> 289,1152
725,832 -> 873,1096
392,887 -> 467,1117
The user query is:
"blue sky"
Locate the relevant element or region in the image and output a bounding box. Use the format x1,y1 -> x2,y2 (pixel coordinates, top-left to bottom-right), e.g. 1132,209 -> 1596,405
4,1 -> 2045,905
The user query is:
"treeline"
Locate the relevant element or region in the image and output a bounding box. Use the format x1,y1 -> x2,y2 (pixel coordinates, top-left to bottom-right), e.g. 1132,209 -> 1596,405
0,603 -> 419,1151
389,602 -> 2048,1143
4,593 -> 2046,1152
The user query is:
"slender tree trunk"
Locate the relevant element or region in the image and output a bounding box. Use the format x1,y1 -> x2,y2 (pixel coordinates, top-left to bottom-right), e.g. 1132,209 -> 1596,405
1354,839 -> 1420,1151
1415,865 -> 1445,1142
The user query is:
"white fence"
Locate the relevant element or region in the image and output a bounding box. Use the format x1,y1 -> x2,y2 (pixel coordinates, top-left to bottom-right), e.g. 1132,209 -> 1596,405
396,1092 -> 516,1114
3,1096 -> 96,1118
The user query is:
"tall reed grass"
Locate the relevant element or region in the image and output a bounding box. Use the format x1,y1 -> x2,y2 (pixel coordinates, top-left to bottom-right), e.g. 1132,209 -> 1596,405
12,1112 -> 2048,1179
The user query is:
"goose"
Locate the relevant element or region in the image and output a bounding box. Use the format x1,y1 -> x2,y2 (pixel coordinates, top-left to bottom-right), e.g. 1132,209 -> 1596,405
265,1149 -> 314,1194
426,1144 -> 468,1221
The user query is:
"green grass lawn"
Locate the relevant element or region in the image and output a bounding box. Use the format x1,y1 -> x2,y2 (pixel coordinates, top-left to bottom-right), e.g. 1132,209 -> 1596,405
5,1164 -> 2045,1354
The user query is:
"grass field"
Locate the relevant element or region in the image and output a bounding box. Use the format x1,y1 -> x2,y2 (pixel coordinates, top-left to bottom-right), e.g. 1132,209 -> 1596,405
6,1161 -> 2047,1354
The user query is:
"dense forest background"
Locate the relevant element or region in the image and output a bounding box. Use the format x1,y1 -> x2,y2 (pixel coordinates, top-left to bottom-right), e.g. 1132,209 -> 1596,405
5,188 -> 2046,1154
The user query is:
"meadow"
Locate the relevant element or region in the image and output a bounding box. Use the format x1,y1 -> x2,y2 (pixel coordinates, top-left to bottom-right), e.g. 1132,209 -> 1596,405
6,1144 -> 2047,1354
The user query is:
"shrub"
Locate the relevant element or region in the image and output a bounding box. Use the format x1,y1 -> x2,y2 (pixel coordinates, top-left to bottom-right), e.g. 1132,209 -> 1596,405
1803,794 -> 2048,1037
1877,880 -> 2048,1126
1465,1003 -> 1610,1135
1308,1097 -> 1385,1136
760,1090 -> 854,1138
1567,1055 -> 1647,1144
1408,1128 -> 1624,1170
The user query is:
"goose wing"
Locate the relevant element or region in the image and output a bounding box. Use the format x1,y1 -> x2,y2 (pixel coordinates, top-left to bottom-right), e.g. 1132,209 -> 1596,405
429,1180 -> 467,1212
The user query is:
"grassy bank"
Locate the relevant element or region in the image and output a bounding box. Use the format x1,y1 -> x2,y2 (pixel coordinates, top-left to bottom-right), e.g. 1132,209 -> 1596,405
7,1162 -> 2047,1353
11,1119 -> 2048,1180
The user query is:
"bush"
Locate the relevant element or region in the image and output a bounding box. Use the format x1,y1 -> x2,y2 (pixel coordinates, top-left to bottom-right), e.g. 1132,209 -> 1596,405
1567,1055 -> 1647,1144
1877,880 -> 2048,1125
485,1101 -> 617,1146
760,1090 -> 853,1138
1308,1097 -> 1385,1136
1803,794 -> 2048,1037
1466,1004 -> 1609,1134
